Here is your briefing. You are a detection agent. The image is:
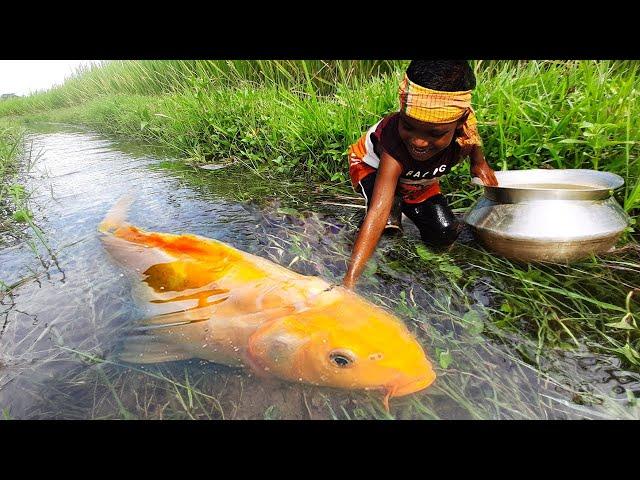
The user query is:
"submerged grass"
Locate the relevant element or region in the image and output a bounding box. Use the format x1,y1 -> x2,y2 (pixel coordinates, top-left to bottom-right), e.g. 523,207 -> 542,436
8,207 -> 636,420
0,121 -> 60,311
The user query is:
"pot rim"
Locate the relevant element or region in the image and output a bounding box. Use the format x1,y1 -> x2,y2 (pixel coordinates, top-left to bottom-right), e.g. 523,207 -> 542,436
472,169 -> 625,202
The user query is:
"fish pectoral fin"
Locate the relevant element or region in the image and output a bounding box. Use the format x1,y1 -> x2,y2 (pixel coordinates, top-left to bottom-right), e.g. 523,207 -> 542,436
140,306 -> 216,327
118,332 -> 193,364
117,308 -> 214,364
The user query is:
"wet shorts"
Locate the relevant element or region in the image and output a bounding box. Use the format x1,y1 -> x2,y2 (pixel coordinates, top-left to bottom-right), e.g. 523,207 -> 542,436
358,171 -> 462,248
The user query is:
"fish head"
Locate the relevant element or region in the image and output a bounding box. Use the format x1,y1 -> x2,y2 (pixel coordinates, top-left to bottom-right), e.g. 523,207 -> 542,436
247,286 -> 435,405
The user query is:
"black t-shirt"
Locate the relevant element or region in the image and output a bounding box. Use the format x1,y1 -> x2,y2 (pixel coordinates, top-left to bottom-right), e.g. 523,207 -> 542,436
371,112 -> 463,181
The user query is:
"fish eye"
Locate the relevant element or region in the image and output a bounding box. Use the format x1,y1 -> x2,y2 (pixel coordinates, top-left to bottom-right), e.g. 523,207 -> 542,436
329,350 -> 355,368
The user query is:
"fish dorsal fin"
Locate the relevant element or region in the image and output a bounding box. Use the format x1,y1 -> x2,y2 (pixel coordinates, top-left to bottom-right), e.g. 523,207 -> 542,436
98,195 -> 135,233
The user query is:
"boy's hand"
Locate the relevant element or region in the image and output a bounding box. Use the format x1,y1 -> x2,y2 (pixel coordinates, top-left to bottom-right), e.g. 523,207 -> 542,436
471,161 -> 498,187
342,276 -> 355,290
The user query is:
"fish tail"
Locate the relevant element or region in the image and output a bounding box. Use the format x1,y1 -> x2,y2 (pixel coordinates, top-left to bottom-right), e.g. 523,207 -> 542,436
98,195 -> 135,234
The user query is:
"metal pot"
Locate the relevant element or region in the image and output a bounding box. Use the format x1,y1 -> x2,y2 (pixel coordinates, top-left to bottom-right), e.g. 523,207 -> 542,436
464,169 -> 629,262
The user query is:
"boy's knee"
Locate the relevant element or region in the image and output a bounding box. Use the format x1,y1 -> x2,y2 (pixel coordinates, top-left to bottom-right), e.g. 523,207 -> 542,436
404,195 -> 460,247
420,219 -> 462,248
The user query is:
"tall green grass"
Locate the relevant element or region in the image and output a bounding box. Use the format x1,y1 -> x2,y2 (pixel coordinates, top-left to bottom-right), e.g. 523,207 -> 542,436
2,59 -> 638,255
2,60 -> 639,220
0,60 -> 405,114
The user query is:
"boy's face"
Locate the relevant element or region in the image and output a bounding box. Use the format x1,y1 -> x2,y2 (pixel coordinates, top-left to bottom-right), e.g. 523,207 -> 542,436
398,112 -> 461,162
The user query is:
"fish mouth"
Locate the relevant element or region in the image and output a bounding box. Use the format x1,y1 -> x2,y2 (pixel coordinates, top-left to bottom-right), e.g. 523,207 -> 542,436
391,374 -> 436,397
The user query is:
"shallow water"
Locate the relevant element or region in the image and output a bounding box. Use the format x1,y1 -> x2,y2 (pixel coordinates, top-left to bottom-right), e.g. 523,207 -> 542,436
1,125 -> 638,420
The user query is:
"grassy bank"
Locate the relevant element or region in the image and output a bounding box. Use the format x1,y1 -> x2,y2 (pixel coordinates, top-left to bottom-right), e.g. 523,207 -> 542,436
1,60 -> 638,221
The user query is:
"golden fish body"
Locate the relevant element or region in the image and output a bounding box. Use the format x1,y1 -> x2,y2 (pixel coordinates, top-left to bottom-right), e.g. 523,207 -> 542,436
99,198 -> 435,408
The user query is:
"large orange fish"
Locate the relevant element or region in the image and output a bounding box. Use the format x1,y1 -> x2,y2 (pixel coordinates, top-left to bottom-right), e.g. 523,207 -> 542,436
98,197 -> 435,410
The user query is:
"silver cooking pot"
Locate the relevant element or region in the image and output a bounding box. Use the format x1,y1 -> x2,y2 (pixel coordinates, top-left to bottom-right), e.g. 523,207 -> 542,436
464,169 -> 629,262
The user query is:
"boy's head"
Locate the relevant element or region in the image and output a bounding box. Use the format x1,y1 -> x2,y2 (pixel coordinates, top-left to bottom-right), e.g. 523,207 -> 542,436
398,60 -> 476,161
406,60 -> 476,91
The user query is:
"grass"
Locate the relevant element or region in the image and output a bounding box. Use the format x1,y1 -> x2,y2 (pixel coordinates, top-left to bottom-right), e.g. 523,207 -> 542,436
0,121 -> 26,229
0,60 -> 639,419
0,120 -> 61,348
2,60 -> 638,223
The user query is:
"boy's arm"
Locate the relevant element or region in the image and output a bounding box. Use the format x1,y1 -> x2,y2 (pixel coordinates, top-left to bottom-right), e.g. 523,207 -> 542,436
469,144 -> 498,186
343,151 -> 402,290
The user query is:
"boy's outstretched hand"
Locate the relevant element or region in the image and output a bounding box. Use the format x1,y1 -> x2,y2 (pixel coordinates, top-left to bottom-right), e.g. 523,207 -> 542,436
343,276 -> 355,290
471,160 -> 498,187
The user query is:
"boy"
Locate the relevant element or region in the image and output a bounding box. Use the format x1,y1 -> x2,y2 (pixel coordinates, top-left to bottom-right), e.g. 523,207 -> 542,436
343,60 -> 498,290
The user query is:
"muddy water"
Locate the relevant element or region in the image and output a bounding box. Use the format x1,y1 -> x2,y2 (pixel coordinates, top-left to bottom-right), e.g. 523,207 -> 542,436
1,125 -> 638,419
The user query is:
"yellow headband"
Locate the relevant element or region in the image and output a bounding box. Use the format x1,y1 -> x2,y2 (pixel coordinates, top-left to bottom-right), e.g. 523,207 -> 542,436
398,74 -> 483,149
399,74 -> 473,124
